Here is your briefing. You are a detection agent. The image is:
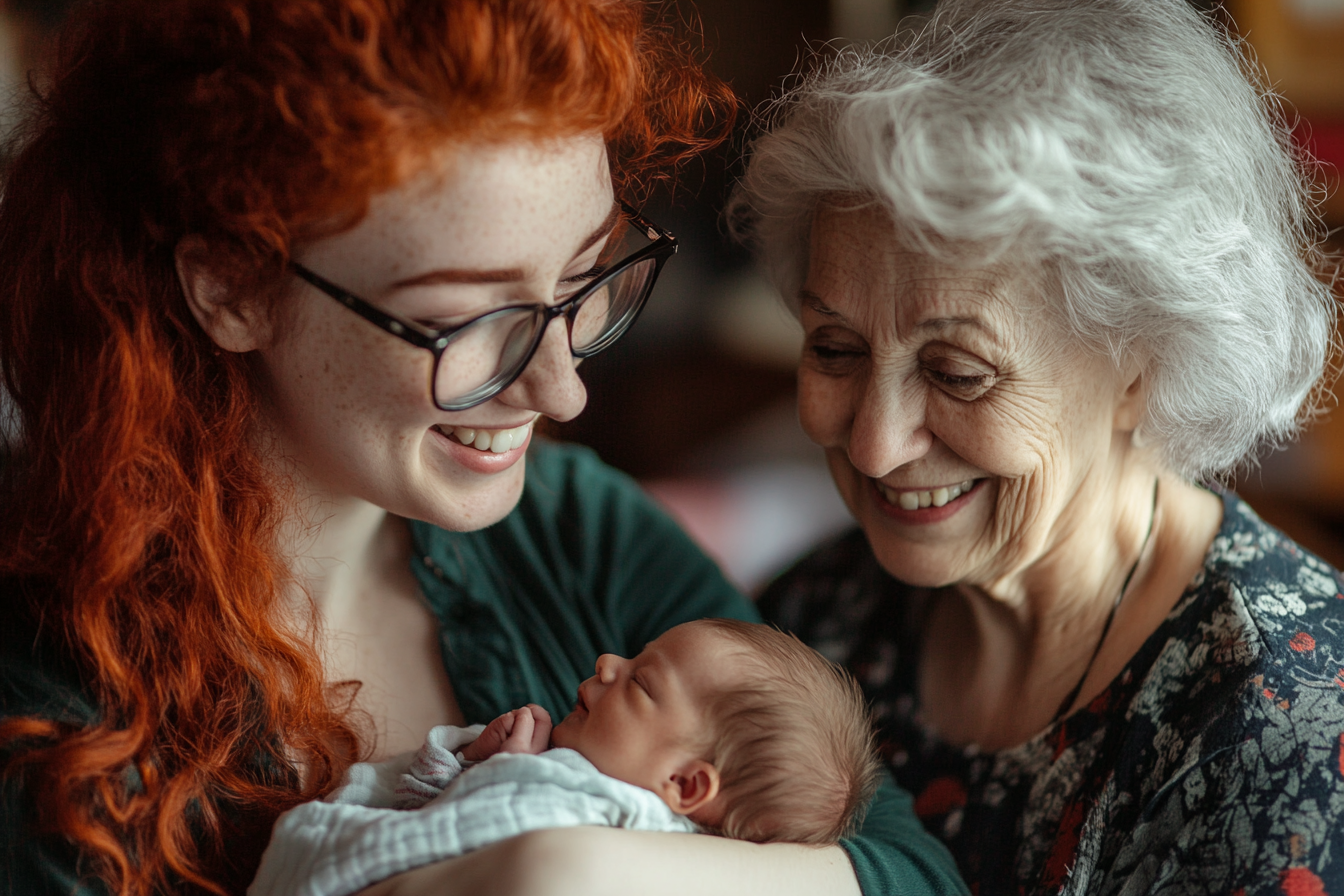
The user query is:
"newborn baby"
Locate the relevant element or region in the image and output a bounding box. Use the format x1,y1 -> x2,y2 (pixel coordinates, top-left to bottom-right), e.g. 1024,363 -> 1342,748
250,620 -> 880,896
413,617 -> 881,843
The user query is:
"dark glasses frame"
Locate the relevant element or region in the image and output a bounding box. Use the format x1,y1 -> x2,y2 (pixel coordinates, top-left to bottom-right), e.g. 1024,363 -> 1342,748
290,201 -> 677,411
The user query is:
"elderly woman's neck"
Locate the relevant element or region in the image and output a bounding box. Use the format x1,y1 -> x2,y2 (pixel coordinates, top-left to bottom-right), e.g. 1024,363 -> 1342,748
973,463 -> 1164,619
921,464 -> 1221,749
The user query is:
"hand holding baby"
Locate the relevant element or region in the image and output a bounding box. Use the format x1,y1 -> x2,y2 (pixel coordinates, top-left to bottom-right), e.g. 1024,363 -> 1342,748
459,704 -> 553,762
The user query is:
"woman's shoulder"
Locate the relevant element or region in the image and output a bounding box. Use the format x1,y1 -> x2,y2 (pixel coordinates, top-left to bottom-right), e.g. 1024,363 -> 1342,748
0,577 -> 96,729
1090,492 -> 1344,894
1124,488 -> 1344,800
1112,490 -> 1343,738
1193,490 -> 1344,666
0,579 -> 110,896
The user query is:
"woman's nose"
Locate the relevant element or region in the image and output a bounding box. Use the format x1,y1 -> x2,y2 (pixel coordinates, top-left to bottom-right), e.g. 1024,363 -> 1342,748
846,376 -> 933,478
497,316 -> 588,422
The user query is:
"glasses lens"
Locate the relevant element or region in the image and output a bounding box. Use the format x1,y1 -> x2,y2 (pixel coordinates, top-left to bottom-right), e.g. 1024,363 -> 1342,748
571,257 -> 657,356
434,307 -> 543,409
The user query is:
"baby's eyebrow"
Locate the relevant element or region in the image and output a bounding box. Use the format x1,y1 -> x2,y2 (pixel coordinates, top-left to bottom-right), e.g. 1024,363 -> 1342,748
634,660 -> 663,695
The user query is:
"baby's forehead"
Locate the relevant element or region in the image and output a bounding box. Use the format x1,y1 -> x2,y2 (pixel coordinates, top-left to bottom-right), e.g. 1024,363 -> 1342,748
651,626 -> 759,683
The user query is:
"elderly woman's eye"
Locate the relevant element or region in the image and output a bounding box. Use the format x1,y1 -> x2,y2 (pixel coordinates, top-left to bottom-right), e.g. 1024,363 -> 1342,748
804,333 -> 865,371
927,368 -> 996,397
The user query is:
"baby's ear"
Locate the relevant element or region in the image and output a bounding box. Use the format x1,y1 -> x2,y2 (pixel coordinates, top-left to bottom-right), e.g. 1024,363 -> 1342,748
661,759 -> 721,817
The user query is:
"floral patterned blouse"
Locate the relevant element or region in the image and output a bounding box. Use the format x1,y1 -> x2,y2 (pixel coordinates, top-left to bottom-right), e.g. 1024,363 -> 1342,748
760,491 -> 1344,896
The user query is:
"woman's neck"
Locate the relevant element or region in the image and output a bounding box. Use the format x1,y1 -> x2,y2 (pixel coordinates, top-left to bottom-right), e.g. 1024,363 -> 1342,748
919,460 -> 1221,750
279,493 -> 400,624
270,462 -> 466,756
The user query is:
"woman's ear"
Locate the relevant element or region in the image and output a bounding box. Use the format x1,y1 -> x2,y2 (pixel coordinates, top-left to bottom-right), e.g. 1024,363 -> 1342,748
660,759 -> 721,817
1113,362 -> 1146,433
175,236 -> 272,352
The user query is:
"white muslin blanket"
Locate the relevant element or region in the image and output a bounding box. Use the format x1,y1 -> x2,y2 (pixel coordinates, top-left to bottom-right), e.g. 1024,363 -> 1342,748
248,724 -> 696,896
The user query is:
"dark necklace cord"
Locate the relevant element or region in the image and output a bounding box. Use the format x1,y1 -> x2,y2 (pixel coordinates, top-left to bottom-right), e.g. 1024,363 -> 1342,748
1051,479 -> 1160,723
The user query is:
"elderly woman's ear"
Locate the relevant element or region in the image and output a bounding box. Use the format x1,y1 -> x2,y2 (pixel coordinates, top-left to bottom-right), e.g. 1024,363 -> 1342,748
175,236 -> 274,353
1113,365 -> 1146,435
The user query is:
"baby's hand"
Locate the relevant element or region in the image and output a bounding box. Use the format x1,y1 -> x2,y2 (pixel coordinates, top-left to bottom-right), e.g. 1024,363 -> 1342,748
459,704 -> 552,762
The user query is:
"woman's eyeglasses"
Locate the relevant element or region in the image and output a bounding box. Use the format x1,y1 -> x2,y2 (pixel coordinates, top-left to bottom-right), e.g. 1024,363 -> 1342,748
291,202 -> 676,411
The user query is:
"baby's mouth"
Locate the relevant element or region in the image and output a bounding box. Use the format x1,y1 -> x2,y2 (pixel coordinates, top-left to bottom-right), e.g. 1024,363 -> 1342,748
432,420 -> 533,454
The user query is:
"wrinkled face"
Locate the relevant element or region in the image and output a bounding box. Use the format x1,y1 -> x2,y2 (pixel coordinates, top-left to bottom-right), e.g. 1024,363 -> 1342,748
798,204 -> 1136,589
256,135 -> 613,530
551,623 -> 730,793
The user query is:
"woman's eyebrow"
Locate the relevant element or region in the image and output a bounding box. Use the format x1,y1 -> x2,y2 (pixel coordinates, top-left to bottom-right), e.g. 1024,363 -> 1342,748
573,200 -> 622,259
386,201 -> 622,290
916,316 -> 986,332
914,315 -> 1005,347
799,289 -> 851,323
392,267 -> 527,288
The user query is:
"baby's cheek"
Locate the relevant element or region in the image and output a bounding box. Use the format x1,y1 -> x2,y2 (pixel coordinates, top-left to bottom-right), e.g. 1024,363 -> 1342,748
549,717 -> 575,750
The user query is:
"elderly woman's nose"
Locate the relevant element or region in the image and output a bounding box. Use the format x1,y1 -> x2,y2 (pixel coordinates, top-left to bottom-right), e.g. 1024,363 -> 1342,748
846,382 -> 933,477
498,317 -> 588,422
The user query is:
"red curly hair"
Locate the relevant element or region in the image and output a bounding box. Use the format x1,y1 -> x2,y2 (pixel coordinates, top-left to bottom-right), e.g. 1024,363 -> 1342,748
0,1 -> 734,893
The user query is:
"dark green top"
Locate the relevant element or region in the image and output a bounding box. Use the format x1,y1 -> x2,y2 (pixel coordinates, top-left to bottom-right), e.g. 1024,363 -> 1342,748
0,440 -> 966,896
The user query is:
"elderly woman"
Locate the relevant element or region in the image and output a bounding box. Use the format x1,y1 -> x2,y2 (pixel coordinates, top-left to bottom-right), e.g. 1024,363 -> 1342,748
734,0 -> 1342,893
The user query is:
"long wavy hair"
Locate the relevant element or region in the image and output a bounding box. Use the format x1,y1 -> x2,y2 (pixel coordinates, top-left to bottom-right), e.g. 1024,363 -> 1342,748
0,1 -> 734,893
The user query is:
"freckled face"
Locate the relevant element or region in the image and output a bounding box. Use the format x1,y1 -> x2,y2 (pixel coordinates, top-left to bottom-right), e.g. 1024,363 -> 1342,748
798,205 -> 1133,588
254,135 -> 613,531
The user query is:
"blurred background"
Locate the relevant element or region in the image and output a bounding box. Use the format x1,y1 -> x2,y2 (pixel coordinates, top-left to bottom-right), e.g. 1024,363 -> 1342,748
2,0 -> 1342,592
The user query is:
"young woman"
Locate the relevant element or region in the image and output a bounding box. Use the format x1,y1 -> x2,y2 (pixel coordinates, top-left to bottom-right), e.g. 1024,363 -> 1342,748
0,2 -> 965,895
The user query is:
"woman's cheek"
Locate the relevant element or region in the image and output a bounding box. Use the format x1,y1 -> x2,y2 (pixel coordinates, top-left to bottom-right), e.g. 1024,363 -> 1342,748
924,394 -> 1020,478
796,370 -> 851,449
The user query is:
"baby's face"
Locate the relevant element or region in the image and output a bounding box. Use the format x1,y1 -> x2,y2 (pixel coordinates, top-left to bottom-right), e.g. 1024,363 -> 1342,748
551,622 -> 732,798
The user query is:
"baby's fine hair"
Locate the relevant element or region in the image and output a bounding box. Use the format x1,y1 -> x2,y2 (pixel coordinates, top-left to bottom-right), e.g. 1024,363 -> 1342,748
690,618 -> 881,845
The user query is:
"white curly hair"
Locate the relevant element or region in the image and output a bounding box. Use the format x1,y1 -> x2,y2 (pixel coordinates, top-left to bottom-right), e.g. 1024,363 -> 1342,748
729,0 -> 1338,480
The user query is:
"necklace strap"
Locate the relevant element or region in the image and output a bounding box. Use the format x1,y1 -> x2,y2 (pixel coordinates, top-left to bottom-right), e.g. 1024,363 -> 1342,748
1050,478 -> 1160,724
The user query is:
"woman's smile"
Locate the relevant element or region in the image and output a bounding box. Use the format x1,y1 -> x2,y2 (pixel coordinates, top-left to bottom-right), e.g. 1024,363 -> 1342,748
428,419 -> 535,474
871,477 -> 986,524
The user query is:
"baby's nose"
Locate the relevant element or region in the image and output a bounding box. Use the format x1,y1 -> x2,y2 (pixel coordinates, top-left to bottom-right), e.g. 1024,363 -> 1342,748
594,653 -> 622,683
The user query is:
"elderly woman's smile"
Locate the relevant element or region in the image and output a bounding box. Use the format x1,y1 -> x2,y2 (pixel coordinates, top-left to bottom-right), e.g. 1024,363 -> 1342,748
799,204 -> 1141,591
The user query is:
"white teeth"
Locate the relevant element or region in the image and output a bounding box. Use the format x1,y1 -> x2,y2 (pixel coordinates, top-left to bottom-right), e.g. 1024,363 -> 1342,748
436,421 -> 533,453
884,479 -> 979,511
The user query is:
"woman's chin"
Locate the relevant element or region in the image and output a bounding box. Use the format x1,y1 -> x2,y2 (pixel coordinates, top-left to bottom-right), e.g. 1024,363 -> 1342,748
870,549 -> 969,589
863,511 -> 986,586
401,427 -> 534,530
402,465 -> 528,533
